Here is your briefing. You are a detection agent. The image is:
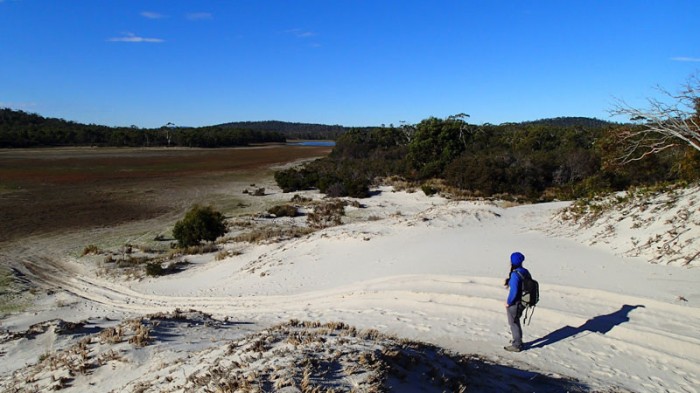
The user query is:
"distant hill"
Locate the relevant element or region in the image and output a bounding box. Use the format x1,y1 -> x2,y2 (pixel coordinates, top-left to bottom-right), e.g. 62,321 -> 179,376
217,120 -> 375,140
0,109 -> 285,148
515,117 -> 618,128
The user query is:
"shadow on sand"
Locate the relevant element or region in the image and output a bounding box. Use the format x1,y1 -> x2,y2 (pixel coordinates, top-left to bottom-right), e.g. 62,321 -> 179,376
526,304 -> 645,350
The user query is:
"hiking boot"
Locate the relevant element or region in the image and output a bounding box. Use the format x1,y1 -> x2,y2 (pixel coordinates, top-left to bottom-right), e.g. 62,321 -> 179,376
504,345 -> 522,352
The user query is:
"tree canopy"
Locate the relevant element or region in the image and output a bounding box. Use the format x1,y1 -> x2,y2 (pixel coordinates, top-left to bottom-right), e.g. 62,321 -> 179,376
274,115 -> 699,200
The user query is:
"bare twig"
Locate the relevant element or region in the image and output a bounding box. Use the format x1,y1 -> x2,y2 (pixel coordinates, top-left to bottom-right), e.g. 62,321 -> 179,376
609,73 -> 700,164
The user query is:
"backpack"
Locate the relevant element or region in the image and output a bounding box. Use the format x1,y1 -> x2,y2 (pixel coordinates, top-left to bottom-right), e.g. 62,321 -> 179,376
515,270 -> 539,324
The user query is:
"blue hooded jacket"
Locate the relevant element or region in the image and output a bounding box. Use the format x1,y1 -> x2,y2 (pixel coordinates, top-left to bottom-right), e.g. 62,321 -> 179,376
507,252 -> 530,306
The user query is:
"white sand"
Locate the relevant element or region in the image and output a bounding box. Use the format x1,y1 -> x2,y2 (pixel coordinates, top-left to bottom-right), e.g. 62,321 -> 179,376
2,185 -> 699,392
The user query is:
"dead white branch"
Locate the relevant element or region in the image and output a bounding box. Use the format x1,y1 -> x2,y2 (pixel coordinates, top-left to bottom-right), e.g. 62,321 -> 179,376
609,73 -> 700,163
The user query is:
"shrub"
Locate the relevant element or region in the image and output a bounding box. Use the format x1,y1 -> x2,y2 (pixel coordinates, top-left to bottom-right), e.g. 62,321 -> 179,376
274,167 -> 318,192
307,200 -> 345,229
421,184 -> 439,196
318,176 -> 371,198
268,204 -> 299,217
145,263 -> 164,277
172,205 -> 227,248
275,163 -> 370,198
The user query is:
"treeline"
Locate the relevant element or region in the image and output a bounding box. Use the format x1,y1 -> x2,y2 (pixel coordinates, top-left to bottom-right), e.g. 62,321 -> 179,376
0,109 -> 285,148
275,116 -> 700,200
217,120 -> 372,140
518,116 -> 617,129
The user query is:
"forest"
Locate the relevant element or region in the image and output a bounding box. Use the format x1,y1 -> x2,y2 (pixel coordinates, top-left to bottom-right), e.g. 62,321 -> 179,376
0,109 -> 286,148
216,120 -> 373,140
274,116 -> 700,201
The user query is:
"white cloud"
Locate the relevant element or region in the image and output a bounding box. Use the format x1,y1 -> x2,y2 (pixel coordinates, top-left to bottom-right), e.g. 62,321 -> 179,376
671,57 -> 700,63
108,32 -> 164,43
141,11 -> 166,19
186,12 -> 212,20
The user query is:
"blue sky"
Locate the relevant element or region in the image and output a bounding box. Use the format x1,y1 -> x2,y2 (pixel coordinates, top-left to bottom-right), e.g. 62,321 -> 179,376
1,1 -> 698,128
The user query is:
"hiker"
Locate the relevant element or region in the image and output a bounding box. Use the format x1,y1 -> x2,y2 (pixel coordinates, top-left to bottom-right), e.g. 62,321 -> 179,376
504,251 -> 530,352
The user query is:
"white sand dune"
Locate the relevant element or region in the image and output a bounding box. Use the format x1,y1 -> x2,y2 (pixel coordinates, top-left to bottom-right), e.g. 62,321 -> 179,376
2,186 -> 699,392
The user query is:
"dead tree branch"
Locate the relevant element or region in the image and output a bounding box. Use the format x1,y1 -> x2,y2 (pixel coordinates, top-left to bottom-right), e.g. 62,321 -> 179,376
609,73 -> 700,164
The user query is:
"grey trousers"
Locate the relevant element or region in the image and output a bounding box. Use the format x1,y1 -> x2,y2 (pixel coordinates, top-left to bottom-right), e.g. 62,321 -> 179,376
507,303 -> 524,347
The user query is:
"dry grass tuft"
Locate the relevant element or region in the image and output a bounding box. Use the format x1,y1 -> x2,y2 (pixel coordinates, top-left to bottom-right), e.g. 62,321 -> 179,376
1,315 -> 588,392
233,225 -> 315,244
81,244 -> 102,256
215,249 -> 241,261
307,199 -> 345,229
127,319 -> 152,348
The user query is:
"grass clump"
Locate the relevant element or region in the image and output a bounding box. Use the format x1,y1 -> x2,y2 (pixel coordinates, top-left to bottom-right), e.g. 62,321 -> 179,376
81,244 -> 102,256
267,204 -> 299,218
181,243 -> 219,255
307,199 -> 345,229
291,194 -> 312,203
233,226 -> 315,244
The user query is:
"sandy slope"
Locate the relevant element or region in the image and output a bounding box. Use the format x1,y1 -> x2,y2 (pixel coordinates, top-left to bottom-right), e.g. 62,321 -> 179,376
2,186 -> 700,392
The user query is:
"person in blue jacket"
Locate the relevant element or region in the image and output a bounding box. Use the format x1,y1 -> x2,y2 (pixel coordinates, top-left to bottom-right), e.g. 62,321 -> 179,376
504,251 -> 530,352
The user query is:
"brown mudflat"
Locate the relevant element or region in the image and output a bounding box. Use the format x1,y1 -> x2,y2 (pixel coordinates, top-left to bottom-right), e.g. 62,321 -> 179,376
0,145 -> 330,244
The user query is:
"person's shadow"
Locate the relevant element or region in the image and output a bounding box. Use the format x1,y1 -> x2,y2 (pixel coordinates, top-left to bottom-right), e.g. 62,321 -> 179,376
526,304 -> 645,350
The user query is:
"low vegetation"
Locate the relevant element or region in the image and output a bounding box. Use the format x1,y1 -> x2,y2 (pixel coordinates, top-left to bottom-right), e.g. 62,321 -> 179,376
267,204 -> 299,218
172,205 -> 227,248
89,194 -> 359,276
556,181 -> 700,266
232,225 -> 315,244
0,267 -> 30,316
80,244 -> 102,256
274,115 -> 700,201
0,315 -> 591,392
144,260 -> 190,277
307,199 -> 346,229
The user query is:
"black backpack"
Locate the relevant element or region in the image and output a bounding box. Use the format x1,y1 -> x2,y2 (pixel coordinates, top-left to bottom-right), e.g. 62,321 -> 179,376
516,270 -> 539,324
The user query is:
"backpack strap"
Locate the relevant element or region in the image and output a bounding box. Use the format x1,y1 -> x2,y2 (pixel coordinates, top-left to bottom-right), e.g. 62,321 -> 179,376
514,270 -> 536,325
514,270 -> 525,294
523,304 -> 535,325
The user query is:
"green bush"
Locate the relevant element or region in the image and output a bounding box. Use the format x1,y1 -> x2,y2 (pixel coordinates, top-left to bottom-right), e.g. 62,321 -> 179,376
172,205 -> 227,248
274,167 -> 319,192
